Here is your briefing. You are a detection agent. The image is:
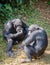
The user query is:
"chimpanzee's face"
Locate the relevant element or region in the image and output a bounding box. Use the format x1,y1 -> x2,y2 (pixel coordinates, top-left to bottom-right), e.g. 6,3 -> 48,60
16,26 -> 23,33
28,27 -> 37,35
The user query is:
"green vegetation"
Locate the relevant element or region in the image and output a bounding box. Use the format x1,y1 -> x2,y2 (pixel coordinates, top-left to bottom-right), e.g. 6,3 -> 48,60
48,1 -> 50,5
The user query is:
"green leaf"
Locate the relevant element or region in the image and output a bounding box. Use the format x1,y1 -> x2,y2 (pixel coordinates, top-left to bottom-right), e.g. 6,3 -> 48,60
0,4 -> 2,8
48,1 -> 50,5
4,4 -> 12,12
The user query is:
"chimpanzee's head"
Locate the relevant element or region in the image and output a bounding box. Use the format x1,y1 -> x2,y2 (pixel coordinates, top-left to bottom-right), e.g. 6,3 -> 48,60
13,19 -> 23,32
28,24 -> 40,35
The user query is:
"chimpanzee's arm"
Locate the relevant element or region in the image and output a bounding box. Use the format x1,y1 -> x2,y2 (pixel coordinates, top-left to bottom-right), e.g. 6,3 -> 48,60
13,31 -> 23,38
22,33 -> 35,46
8,30 -> 23,38
4,30 -> 23,39
3,32 -> 14,39
22,30 -> 42,46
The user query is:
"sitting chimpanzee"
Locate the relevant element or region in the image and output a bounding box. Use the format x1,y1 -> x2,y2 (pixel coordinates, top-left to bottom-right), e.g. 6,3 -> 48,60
3,18 -> 28,57
21,24 -> 48,63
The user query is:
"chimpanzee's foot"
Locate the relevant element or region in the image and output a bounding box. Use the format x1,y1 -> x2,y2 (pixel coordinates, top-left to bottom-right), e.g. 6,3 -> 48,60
6,51 -> 15,57
21,58 -> 32,63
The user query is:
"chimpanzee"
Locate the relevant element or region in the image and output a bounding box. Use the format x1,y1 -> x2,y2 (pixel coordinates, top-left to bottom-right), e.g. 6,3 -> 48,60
3,18 -> 28,57
21,24 -> 48,63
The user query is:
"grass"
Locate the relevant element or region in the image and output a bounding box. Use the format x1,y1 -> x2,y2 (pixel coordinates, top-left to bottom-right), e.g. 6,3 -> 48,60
0,5 -> 50,65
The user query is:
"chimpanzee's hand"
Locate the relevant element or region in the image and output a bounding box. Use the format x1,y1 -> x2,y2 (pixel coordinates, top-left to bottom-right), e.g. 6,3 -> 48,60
8,34 -> 14,38
16,41 -> 18,44
18,44 -> 25,50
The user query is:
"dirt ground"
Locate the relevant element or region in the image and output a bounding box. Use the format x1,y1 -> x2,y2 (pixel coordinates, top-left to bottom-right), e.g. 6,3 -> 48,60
0,37 -> 50,65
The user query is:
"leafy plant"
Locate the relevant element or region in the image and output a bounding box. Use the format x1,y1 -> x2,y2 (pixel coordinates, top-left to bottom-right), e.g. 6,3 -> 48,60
32,0 -> 38,3
0,0 -> 31,24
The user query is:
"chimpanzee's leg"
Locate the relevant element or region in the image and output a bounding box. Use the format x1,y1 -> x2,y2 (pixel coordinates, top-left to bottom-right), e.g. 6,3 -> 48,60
22,45 -> 37,63
34,39 -> 47,57
24,45 -> 32,61
6,39 -> 14,57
